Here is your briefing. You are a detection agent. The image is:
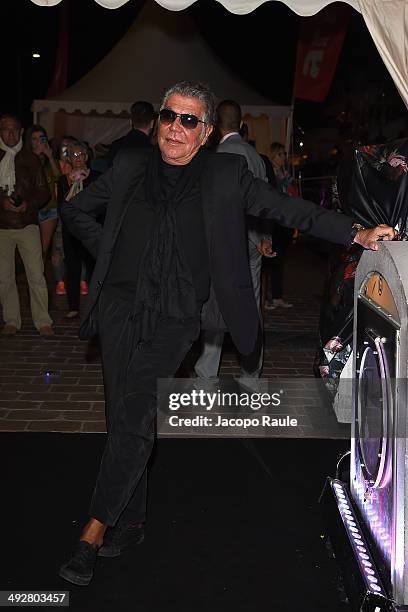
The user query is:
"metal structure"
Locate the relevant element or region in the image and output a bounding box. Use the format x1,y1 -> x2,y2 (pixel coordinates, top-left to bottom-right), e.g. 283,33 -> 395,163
322,242 -> 408,611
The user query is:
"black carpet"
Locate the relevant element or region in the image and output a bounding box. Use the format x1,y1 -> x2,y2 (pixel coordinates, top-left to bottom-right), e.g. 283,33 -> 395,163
2,434 -> 351,611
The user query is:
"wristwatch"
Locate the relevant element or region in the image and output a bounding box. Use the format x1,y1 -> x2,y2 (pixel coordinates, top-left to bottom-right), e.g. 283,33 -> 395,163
350,223 -> 365,245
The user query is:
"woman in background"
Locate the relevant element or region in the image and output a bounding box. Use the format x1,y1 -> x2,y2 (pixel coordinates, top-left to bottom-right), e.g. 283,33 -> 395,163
58,141 -> 98,318
265,142 -> 295,310
25,125 -> 63,294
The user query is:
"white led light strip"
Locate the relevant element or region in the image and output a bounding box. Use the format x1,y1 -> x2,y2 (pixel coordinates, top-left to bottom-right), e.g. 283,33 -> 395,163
332,480 -> 388,598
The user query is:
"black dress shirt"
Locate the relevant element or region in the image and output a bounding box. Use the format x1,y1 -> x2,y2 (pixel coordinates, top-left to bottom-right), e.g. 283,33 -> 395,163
104,159 -> 210,305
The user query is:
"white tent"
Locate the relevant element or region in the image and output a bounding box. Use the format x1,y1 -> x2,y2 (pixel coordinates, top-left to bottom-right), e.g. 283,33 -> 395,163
32,0 -> 408,112
31,0 -> 359,14
33,0 -> 291,154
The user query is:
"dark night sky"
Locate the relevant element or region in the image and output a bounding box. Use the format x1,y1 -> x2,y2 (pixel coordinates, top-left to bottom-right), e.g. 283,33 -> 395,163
1,0 -> 405,133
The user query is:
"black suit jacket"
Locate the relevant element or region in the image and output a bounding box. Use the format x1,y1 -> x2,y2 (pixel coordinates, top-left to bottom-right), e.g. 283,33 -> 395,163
107,128 -> 151,166
61,147 -> 353,355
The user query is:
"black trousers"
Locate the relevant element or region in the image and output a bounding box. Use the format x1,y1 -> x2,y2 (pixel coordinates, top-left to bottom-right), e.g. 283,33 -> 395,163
89,290 -> 200,527
61,222 -> 94,311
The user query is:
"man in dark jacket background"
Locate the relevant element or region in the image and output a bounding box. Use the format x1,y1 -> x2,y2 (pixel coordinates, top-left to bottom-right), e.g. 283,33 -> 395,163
107,100 -> 155,166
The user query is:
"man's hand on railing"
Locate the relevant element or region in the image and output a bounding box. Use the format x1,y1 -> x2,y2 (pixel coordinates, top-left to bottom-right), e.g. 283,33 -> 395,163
354,224 -> 398,251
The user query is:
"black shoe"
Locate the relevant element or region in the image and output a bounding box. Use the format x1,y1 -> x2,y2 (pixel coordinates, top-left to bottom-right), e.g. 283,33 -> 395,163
59,541 -> 99,586
98,522 -> 144,558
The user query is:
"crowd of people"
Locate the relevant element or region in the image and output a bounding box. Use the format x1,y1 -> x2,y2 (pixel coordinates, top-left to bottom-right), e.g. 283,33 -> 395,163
0,98 -> 294,338
0,116 -> 98,334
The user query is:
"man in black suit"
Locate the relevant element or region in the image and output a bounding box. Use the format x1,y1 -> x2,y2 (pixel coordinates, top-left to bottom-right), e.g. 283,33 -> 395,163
59,81 -> 396,586
107,100 -> 155,166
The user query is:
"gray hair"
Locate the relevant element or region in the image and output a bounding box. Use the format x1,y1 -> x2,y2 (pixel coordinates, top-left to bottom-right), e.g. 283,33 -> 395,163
160,81 -> 216,126
0,114 -> 22,129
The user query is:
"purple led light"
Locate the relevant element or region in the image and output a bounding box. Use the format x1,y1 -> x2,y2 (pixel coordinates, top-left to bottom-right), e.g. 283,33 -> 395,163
333,482 -> 387,598
332,481 -> 384,596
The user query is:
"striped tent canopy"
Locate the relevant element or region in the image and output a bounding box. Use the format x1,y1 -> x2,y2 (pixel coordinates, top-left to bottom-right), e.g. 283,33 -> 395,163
30,0 -> 360,15
30,0 -> 408,108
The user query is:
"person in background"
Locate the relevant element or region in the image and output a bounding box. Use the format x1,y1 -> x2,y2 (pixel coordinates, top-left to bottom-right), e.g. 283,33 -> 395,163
57,136 -> 76,177
239,123 -> 278,313
0,114 -> 53,336
90,142 -> 111,174
54,135 -> 93,297
58,141 -> 98,318
265,142 -> 295,310
107,101 -> 155,166
194,101 -> 273,391
239,122 -> 276,186
51,135 -> 77,296
25,125 -> 63,294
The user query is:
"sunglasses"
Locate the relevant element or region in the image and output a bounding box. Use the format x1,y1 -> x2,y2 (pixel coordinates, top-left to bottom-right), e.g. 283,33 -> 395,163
70,150 -> 86,158
159,108 -> 206,130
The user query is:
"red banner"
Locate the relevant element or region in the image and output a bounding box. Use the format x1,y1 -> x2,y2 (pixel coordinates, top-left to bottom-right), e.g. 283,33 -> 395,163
47,2 -> 69,97
293,6 -> 351,102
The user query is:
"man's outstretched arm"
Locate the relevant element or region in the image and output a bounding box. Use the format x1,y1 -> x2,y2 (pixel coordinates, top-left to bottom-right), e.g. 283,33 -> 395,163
238,160 -> 396,249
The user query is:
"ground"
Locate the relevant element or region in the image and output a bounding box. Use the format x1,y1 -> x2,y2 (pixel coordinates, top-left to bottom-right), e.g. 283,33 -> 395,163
1,237 -> 352,611
0,237 -> 342,434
